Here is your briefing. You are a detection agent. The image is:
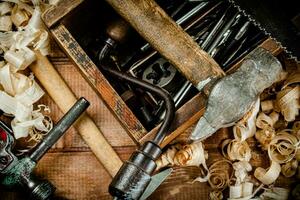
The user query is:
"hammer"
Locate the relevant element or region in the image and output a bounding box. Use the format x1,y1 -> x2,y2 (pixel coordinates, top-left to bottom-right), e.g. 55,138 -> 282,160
104,0 -> 283,142
29,52 -> 123,177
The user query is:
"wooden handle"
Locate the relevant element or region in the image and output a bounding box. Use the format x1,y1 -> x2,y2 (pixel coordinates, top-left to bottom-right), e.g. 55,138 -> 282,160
30,52 -> 122,177
105,0 -> 224,88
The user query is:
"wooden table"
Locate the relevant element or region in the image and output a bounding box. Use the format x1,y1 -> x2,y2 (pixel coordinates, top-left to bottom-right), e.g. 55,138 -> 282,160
0,42 -> 294,200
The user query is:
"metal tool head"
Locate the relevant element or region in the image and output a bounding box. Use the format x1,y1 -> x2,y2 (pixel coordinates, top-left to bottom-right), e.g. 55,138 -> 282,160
140,168 -> 173,200
190,47 -> 283,141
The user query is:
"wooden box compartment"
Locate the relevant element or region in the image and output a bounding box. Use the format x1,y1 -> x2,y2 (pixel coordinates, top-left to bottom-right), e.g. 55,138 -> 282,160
42,0 -> 282,145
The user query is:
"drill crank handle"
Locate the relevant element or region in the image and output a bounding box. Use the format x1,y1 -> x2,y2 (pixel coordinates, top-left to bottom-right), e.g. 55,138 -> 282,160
101,66 -> 175,145
30,97 -> 90,162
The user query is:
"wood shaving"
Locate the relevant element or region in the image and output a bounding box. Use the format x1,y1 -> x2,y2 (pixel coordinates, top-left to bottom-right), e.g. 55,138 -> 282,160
209,190 -> 223,200
292,121 -> 300,138
268,131 -> 298,164
206,159 -> 233,191
256,112 -> 278,130
254,161 -> 281,185
255,127 -> 276,150
221,139 -> 251,162
11,4 -> 30,27
156,142 -> 209,178
258,187 -> 289,200
233,98 -> 260,141
282,70 -> 300,89
276,86 -> 299,122
0,2 -> 12,15
229,182 -> 253,200
281,159 -> 298,177
261,100 -> 274,113
232,161 -> 252,184
0,0 -> 51,141
156,144 -> 181,170
0,15 -> 12,31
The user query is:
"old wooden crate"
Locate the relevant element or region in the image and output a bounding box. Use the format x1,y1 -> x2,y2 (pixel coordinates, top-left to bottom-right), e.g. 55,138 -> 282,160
42,0 -> 283,146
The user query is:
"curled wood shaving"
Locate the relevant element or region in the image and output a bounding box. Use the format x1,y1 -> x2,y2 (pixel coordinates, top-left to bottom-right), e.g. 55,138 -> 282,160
221,139 -> 251,162
282,70 -> 300,89
254,161 -> 281,185
229,182 -> 254,200
281,159 -> 298,177
256,112 -> 279,130
0,2 -> 12,15
258,187 -> 289,200
255,127 -> 276,150
233,99 -> 260,141
0,1 -> 51,141
206,159 -> 233,191
261,100 -> 274,113
156,144 -> 181,170
268,131 -> 298,164
11,4 -> 30,27
276,86 -> 299,122
233,161 -> 252,184
156,141 -> 208,176
292,121 -> 300,138
4,47 -> 36,70
0,15 -> 12,31
174,141 -> 208,167
1,0 -> 34,14
209,190 -> 223,200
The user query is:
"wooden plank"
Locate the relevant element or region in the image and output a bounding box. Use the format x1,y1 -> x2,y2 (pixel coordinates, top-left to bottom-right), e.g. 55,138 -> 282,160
50,24 -> 147,143
42,0 -> 84,28
0,147 -> 135,200
105,0 -> 225,87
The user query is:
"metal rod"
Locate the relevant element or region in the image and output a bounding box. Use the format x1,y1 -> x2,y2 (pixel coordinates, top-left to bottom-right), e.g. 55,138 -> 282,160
200,5 -> 231,49
101,66 -> 175,145
30,97 -> 90,162
207,12 -> 240,54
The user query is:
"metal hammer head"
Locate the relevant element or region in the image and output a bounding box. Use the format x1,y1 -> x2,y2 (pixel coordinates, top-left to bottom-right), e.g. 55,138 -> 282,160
190,47 -> 283,141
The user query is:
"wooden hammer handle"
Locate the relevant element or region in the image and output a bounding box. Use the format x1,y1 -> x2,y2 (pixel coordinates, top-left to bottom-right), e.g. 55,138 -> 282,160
30,52 -> 122,177
105,0 -> 224,88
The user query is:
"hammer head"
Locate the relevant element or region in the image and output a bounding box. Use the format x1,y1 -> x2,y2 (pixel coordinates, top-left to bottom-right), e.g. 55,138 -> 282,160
190,47 -> 283,141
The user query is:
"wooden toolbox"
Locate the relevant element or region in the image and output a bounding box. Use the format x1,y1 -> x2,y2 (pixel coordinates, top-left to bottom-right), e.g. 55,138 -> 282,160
0,0 -> 298,199
42,0 -> 282,146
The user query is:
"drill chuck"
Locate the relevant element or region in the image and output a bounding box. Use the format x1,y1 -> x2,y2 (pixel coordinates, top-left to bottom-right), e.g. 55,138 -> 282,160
109,141 -> 161,199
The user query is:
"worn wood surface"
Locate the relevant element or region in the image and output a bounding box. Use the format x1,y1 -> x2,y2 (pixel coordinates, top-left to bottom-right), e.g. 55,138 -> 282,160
105,0 -> 225,87
51,24 -> 147,143
0,41 -> 294,200
42,0 -> 84,28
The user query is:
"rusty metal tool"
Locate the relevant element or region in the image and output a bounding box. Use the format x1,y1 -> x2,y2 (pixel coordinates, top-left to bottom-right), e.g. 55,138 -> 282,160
190,47 -> 283,141
0,98 -> 89,200
100,65 -> 175,200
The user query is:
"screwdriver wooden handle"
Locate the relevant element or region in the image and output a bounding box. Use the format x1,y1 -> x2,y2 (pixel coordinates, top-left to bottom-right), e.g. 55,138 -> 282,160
105,0 -> 224,88
30,52 -> 122,177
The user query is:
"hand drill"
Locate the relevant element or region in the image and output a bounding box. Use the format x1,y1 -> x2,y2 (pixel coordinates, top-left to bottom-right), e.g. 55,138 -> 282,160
0,97 -> 89,200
